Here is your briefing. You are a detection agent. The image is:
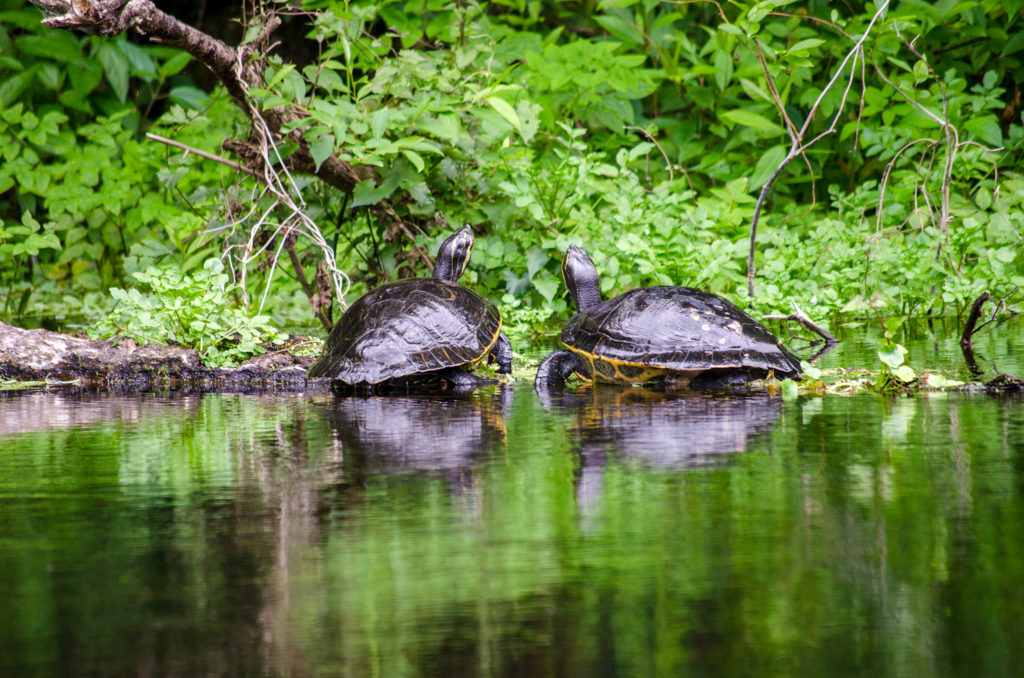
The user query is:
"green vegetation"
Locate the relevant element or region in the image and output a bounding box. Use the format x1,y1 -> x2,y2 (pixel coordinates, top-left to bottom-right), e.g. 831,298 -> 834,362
1,0 -> 1023,359
90,258 -> 287,367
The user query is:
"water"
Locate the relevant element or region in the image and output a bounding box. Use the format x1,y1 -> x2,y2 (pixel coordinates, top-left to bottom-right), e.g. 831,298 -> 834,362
1,320 -> 1023,677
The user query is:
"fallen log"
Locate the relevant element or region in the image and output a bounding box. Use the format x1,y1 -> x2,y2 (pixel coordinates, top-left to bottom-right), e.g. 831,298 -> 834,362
0,322 -> 328,393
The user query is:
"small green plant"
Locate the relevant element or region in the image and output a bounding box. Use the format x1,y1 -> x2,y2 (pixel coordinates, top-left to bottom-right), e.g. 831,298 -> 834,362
875,342 -> 917,394
91,259 -> 286,367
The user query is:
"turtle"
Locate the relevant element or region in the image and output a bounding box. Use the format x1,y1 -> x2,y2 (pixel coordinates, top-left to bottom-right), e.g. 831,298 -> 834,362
534,245 -> 802,390
307,226 -> 512,392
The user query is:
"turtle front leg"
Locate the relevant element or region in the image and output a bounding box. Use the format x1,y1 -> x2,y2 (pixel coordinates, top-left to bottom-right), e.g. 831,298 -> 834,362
488,332 -> 513,374
446,368 -> 498,393
534,349 -> 583,388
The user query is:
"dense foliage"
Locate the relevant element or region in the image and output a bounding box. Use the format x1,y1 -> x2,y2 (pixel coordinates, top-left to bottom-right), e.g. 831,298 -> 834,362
1,0 -> 1023,349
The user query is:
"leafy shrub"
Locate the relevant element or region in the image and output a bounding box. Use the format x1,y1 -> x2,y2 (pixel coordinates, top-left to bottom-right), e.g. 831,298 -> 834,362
5,0 -> 1024,343
90,259 -> 287,367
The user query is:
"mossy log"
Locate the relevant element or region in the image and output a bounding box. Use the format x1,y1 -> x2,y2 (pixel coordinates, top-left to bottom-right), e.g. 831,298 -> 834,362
0,322 -> 327,392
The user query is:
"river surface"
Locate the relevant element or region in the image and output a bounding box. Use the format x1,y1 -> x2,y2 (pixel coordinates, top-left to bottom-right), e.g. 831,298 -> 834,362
1,319 -> 1022,677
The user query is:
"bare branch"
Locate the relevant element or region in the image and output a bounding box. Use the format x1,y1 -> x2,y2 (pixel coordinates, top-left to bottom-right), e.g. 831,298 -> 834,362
960,290 -> 990,349
625,126 -> 675,183
762,302 -> 838,345
145,133 -> 258,177
746,0 -> 891,298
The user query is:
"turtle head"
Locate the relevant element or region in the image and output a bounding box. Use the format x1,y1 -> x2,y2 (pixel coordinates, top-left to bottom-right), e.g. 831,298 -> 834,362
432,225 -> 475,283
562,245 -> 602,313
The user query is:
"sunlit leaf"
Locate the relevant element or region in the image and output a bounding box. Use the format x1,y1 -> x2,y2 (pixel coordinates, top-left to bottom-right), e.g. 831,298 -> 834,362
787,38 -> 825,55
800,361 -> 822,380
878,343 -> 908,370
894,365 -> 916,383
720,109 -> 780,133
487,96 -> 521,132
533,277 -> 560,302
371,108 -> 390,142
781,379 -> 799,401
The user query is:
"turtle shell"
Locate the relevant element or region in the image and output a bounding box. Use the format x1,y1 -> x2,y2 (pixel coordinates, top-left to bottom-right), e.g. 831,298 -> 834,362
307,278 -> 502,385
562,286 -> 800,383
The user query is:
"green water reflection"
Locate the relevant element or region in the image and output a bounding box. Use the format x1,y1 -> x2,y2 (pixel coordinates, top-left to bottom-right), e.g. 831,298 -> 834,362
1,326 -> 1024,677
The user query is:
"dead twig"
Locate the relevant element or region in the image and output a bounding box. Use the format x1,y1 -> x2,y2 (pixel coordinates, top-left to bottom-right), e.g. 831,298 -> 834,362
746,0 -> 891,297
961,287 -> 1019,351
960,290 -> 990,350
145,133 -> 258,177
763,302 -> 838,345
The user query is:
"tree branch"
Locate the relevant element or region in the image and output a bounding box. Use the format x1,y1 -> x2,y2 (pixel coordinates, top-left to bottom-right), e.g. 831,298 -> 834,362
146,132 -> 258,177
960,290 -> 990,350
30,0 -> 410,242
762,302 -> 838,345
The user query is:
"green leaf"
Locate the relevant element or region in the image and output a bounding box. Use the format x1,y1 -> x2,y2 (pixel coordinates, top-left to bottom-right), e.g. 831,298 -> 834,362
309,131 -> 335,172
592,13 -> 645,46
995,246 -> 1016,263
37,63 -> 61,90
370,108 -> 390,142
168,85 -> 209,111
840,295 -> 870,313
487,96 -> 521,132
97,42 -> 130,103
963,115 -> 1003,147
117,40 -> 157,79
159,52 -> 192,78
894,364 -> 916,383
749,145 -> 787,190
67,59 -> 103,99
266,63 -> 296,89
720,109 -> 780,133
781,379 -> 799,401
14,34 -> 82,63
526,248 -> 548,279
1002,31 -> 1024,56
401,149 -> 425,172
878,343 -> 908,370
350,178 -> 393,208
533,277 -> 560,302
800,361 -> 822,380
787,38 -> 825,55
0,67 -> 36,107
418,114 -> 461,143
884,316 -> 905,336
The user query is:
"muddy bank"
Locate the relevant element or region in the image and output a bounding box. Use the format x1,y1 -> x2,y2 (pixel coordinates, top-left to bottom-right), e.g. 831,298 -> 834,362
0,321 -> 329,393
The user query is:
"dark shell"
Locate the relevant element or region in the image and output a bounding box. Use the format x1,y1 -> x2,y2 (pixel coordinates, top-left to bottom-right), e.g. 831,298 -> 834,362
307,278 -> 501,384
562,286 -> 801,377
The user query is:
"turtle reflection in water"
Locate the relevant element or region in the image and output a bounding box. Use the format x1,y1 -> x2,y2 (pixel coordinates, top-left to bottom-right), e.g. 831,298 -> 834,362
538,385 -> 782,467
538,385 -> 782,523
327,386 -> 512,476
535,246 -> 801,390
308,226 -> 512,393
